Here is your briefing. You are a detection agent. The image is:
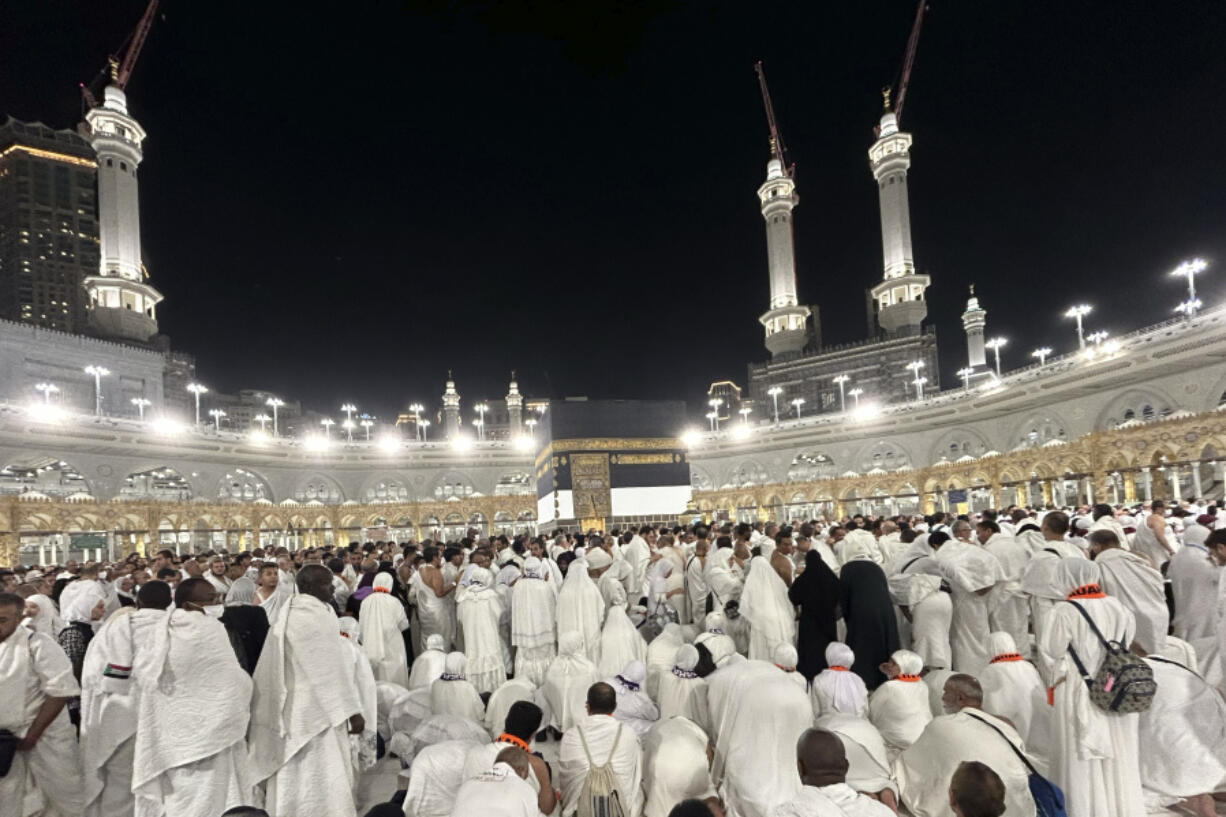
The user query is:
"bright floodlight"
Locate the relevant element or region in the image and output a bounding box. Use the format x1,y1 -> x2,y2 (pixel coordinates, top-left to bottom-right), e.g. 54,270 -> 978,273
26,401 -> 65,424
249,429 -> 269,444
1170,257 -> 1208,301
34,382 -> 59,404
767,386 -> 783,396
985,337 -> 1007,376
149,416 -> 182,436
1065,304 -> 1092,349
85,365 -> 111,416
1031,346 -> 1053,365
514,435 -> 534,451
681,428 -> 703,447
303,434 -> 329,452
378,435 -> 401,454
956,367 -> 973,389
451,434 -> 473,452
731,423 -> 751,440
851,401 -> 882,422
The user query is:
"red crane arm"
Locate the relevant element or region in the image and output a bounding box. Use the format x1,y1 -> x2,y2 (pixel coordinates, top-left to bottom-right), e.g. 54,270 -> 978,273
114,0 -> 160,89
754,61 -> 793,176
892,0 -> 927,125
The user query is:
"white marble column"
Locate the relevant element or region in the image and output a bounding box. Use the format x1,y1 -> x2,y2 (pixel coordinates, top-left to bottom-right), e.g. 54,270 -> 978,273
1170,467 -> 1182,501
1191,461 -> 1204,500
1142,467 -> 1153,501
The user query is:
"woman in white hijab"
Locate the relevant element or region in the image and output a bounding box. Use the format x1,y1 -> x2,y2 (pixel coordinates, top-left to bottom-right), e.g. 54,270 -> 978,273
980,630 -> 1050,751
455,566 -> 508,694
867,649 -> 932,762
359,572 -> 411,687
541,631 -> 598,733
644,622 -> 684,699
22,588 -> 63,637
739,554 -> 796,661
772,644 -> 807,691
838,528 -> 882,567
510,556 -> 557,686
597,600 -> 647,678
657,644 -> 708,732
811,642 -> 869,719
407,633 -> 448,690
555,556 -> 605,664
429,651 -> 486,724
606,660 -> 659,742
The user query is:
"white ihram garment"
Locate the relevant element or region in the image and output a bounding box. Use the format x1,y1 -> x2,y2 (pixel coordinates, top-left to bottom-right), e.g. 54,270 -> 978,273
403,739 -> 482,817
249,594 -> 363,817
456,575 -> 509,694
598,605 -> 648,678
739,556 -> 796,662
558,714 -> 644,817
411,568 -> 456,650
132,610 -> 253,817
510,562 -> 557,686
555,559 -> 606,664
542,633 -> 599,732
0,626 -> 84,817
1168,542 -> 1219,643
643,717 -> 716,817
1094,547 -> 1168,654
983,533 -> 1033,656
360,577 -> 411,688
1138,656 -> 1226,809
979,631 -> 1051,754
934,540 -> 1001,675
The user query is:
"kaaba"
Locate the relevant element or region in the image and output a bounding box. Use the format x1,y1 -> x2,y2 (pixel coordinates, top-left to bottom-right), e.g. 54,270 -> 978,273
533,399 -> 692,531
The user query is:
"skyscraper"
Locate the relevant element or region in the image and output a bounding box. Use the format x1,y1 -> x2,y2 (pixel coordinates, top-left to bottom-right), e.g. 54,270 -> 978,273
0,117 -> 99,332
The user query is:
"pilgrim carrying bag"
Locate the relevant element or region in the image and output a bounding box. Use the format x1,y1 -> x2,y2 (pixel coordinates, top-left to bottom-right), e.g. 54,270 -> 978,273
966,712 -> 1067,817
1064,600 -> 1156,714
576,723 -> 626,817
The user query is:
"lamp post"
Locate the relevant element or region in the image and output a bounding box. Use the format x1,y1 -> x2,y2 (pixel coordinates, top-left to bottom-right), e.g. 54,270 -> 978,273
705,411 -> 717,431
342,419 -> 355,443
265,397 -> 284,436
85,365 -> 110,416
739,406 -> 753,425
130,397 -> 151,419
707,398 -> 723,431
419,419 -> 430,442
186,382 -> 208,426
848,387 -> 863,406
472,417 -> 485,440
341,403 -> 356,424
767,386 -> 783,424
832,374 -> 849,412
253,413 -> 271,432
1064,304 -> 1092,349
915,376 -> 928,400
905,360 -> 925,401
35,382 -> 59,404
474,402 -> 489,440
320,417 -> 335,437
208,408 -> 226,431
408,402 -> 424,441
360,417 -> 374,441
525,418 -> 538,438
1171,258 -> 1207,317
790,397 -> 805,419
1088,330 -> 1109,347
1031,346 -> 1052,366
985,337 -> 1007,377
956,367 -> 973,390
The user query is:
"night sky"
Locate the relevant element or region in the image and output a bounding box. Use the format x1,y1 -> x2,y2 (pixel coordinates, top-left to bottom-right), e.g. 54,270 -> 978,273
3,2 -> 1225,422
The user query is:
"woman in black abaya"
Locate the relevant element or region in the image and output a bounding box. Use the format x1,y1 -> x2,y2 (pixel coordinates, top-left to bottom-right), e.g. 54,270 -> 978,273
837,533 -> 900,690
788,549 -> 840,681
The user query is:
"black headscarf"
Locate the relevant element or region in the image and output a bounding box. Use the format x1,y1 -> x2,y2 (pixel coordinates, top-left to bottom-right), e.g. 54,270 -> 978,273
788,550 -> 841,681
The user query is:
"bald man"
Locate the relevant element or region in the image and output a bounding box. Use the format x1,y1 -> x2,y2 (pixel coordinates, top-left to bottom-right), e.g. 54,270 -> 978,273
768,728 -> 894,816
894,675 -> 1036,817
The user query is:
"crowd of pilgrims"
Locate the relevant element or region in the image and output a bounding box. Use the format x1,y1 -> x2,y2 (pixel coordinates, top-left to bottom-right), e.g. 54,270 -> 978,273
2,498 -> 1226,817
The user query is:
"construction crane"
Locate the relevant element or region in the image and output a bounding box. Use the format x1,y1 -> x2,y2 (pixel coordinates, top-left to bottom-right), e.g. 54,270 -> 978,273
79,0 -> 161,110
754,61 -> 794,178
891,0 -> 928,126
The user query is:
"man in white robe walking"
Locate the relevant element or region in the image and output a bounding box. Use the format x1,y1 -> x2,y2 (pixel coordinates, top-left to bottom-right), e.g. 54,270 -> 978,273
0,591 -> 85,817
360,572 -> 411,687
132,578 -> 254,817
249,565 -> 365,817
1088,529 -> 1168,653
80,581 -> 170,817
932,528 -> 1001,675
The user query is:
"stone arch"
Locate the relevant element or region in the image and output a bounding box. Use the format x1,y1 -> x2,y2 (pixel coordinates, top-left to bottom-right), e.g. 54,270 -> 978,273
1,456 -> 92,497
855,441 -> 913,473
217,468 -> 273,503
1095,387 -> 1178,431
119,465 -> 194,501
360,473 -> 411,503
292,473 -> 345,504
690,466 -> 715,492
787,451 -> 838,482
1010,409 -> 1071,450
928,427 -> 993,464
433,471 -> 477,500
727,460 -> 770,488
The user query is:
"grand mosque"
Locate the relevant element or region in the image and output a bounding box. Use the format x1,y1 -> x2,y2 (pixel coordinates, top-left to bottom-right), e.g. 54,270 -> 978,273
1,49 -> 1224,569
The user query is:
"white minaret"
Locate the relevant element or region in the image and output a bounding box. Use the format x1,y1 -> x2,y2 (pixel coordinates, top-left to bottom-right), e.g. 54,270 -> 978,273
868,94 -> 929,337
757,157 -> 810,357
505,372 -> 523,437
442,373 -> 461,439
82,81 -> 163,343
961,285 -> 987,369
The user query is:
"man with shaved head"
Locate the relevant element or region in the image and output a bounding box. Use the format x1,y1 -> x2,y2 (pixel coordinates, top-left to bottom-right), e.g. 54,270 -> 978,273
894,674 -> 1037,817
448,746 -> 539,816
767,728 -> 894,815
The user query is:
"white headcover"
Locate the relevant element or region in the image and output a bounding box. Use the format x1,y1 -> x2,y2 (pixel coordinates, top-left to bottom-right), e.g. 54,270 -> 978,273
674,644 -> 699,671
988,631 -> 1018,659
585,547 -> 612,570
773,643 -> 798,669
816,642 -> 867,715
892,650 -> 924,676
1053,557 -> 1102,594
444,651 -> 467,679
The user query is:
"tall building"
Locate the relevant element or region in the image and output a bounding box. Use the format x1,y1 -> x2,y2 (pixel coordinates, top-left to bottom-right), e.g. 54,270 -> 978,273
82,82 -> 163,344
747,88 -> 938,418
868,97 -> 929,337
0,117 -> 99,332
